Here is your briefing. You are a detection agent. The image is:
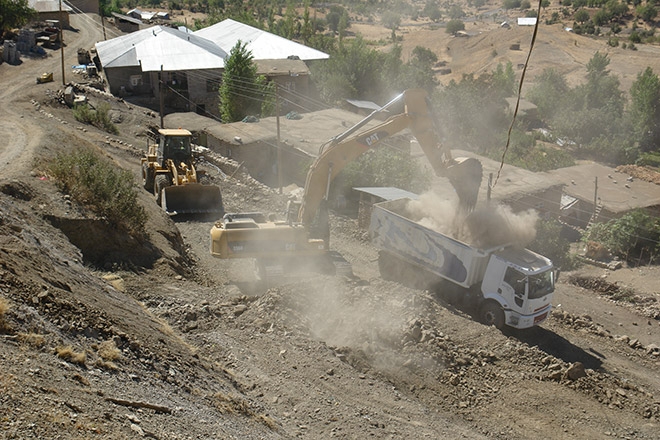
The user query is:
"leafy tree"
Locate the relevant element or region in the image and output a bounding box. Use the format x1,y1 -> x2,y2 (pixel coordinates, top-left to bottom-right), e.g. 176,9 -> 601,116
629,67 -> 660,152
521,0 -> 532,9
411,46 -> 438,67
637,3 -> 658,22
434,73 -> 509,154
330,148 -> 431,206
382,11 -> 401,30
592,8 -> 612,25
583,209 -> 660,263
0,0 -> 36,33
503,0 -> 522,9
491,62 -> 516,98
219,41 -> 267,122
424,1 -> 442,21
448,5 -> 465,19
310,36 -> 383,103
445,19 -> 465,34
529,218 -> 579,270
574,8 -> 590,23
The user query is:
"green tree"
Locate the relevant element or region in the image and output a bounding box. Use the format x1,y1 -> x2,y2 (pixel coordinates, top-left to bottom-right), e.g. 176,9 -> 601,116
0,0 -> 36,33
491,62 -> 516,98
629,67 -> 660,152
574,8 -> 590,23
529,218 -> 578,270
637,3 -> 658,22
448,5 -> 465,19
310,36 -> 383,103
382,11 -> 401,30
219,41 -> 265,122
503,0 -> 522,9
584,209 -> 660,263
445,19 -> 465,34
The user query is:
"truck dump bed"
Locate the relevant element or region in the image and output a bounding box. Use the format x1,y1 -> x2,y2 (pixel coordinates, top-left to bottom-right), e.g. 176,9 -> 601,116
369,198 -> 491,288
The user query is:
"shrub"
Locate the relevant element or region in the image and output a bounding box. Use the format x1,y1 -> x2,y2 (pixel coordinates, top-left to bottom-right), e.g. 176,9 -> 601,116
445,19 -> 465,34
529,218 -> 579,270
48,147 -> 147,236
583,209 -> 660,264
55,345 -> 87,365
73,103 -> 118,135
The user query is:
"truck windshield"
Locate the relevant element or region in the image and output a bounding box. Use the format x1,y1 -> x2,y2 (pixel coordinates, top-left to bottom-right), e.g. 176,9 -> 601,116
528,271 -> 554,299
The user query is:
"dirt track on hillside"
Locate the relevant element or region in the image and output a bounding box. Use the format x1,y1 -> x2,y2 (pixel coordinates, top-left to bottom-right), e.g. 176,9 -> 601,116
1,13 -> 660,440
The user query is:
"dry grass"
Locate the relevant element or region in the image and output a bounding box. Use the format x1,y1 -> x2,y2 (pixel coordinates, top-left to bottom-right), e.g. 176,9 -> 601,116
0,296 -> 8,317
97,340 -> 121,361
0,297 -> 11,333
213,392 -> 278,431
55,345 -> 87,366
17,333 -> 45,347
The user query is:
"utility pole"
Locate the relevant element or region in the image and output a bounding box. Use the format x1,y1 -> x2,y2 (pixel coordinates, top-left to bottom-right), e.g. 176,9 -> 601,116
276,82 -> 282,194
59,0 -> 65,85
159,65 -> 164,129
101,11 -> 107,40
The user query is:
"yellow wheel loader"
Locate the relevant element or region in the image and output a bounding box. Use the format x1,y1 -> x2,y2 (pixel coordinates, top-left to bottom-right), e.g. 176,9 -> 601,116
141,128 -> 224,216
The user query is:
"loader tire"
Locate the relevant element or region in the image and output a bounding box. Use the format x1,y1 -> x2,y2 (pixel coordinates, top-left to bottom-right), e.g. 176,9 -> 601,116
142,163 -> 154,191
154,174 -> 170,208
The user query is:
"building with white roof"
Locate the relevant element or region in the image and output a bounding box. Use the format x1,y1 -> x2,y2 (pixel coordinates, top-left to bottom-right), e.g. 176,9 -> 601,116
95,19 -> 328,118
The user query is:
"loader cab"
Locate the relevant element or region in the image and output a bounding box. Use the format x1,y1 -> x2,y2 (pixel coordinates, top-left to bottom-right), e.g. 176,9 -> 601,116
157,129 -> 193,167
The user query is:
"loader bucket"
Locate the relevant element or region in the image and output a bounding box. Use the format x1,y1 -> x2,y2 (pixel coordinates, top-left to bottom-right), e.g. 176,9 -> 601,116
162,184 -> 224,216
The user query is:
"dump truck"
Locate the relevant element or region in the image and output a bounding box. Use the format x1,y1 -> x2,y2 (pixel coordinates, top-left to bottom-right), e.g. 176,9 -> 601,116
210,89 -> 483,280
370,198 -> 557,329
141,128 -> 224,216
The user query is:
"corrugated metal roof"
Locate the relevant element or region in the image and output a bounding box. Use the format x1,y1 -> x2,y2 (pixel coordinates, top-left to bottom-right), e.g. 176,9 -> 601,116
517,17 -> 537,26
346,99 -> 384,111
95,26 -> 227,71
353,187 -> 419,201
194,19 -> 329,61
111,12 -> 142,25
255,59 -> 310,76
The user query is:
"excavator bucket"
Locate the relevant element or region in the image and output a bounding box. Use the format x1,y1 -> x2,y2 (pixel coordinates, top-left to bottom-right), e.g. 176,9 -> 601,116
445,157 -> 483,213
161,184 -> 224,216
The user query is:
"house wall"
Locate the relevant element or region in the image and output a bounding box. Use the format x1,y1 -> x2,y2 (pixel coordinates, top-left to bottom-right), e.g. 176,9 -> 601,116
37,12 -> 70,27
268,75 -> 310,114
115,20 -> 139,33
187,70 -> 221,118
104,66 -> 152,96
205,133 -> 312,188
505,185 -> 564,220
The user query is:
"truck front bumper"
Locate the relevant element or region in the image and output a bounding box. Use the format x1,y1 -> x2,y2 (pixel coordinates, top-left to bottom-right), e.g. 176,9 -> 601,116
505,305 -> 552,329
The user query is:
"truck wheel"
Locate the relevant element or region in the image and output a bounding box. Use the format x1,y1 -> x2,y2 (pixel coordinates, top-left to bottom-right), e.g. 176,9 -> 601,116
479,301 -> 505,329
154,174 -> 170,207
142,163 -> 154,191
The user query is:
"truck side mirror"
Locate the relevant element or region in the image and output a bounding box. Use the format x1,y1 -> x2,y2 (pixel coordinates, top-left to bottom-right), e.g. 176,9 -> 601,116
554,268 -> 561,283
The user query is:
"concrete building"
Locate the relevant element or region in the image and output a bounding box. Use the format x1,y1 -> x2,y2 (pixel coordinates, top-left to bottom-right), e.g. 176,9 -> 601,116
94,19 -> 328,118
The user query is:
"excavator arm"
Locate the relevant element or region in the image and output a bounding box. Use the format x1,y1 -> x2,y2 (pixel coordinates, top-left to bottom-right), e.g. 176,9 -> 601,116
298,88 -> 483,228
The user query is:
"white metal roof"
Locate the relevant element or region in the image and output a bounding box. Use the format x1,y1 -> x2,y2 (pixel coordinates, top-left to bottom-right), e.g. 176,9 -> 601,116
194,19 -> 329,61
95,26 -> 227,71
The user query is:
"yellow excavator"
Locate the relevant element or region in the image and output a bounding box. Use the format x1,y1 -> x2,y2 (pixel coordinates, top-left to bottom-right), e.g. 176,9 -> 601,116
141,128 -> 224,216
210,89 -> 482,280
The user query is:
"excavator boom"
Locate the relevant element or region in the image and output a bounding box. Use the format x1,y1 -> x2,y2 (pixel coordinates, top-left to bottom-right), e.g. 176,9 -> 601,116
210,88 -> 483,282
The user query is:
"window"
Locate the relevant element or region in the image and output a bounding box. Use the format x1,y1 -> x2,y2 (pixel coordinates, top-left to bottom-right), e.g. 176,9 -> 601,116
504,267 -> 526,297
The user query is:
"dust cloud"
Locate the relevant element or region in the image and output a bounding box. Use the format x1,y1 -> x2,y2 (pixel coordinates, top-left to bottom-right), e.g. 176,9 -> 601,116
293,278 -> 416,373
405,191 -> 538,249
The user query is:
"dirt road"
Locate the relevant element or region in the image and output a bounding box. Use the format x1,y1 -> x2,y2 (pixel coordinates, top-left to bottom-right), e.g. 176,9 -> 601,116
1,13 -> 660,440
